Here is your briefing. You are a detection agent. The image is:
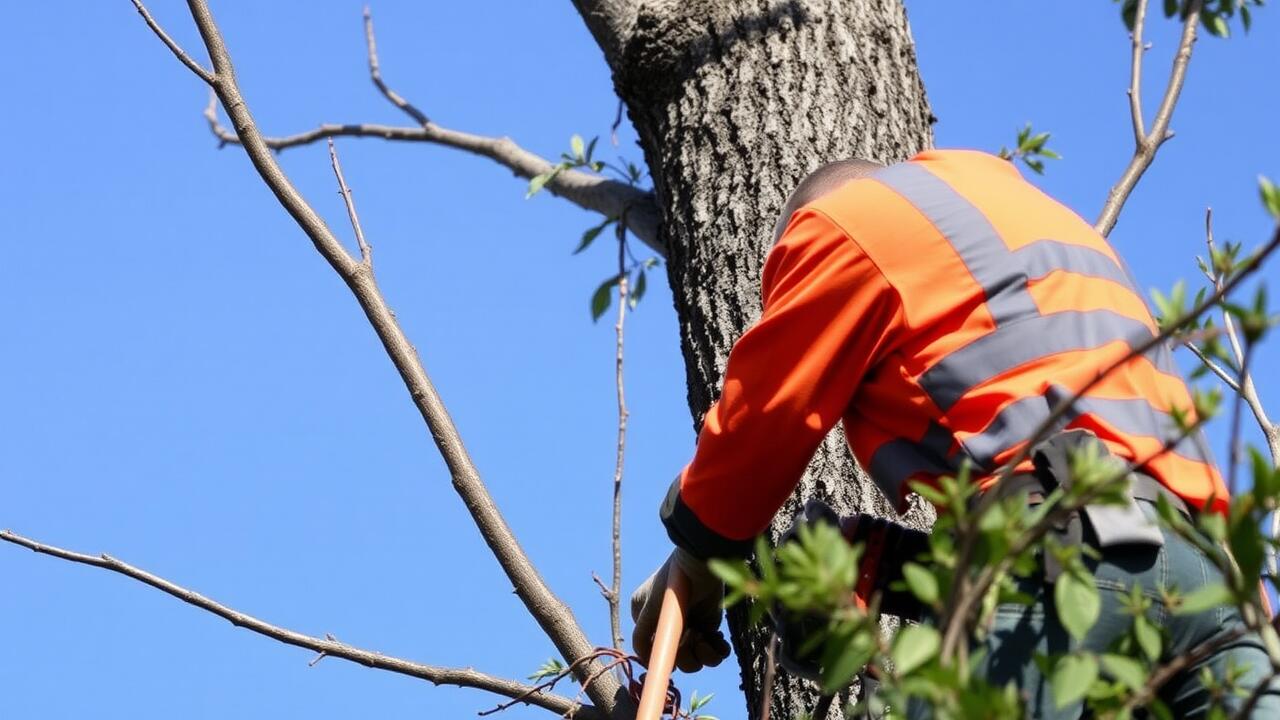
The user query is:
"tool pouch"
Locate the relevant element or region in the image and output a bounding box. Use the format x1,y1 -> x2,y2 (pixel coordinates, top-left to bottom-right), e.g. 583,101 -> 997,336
1031,429 -> 1163,582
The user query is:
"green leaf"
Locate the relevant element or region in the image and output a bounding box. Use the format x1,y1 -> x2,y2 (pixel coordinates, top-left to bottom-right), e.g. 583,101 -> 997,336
1101,653 -> 1146,690
1251,447 -> 1280,502
629,268 -> 648,310
1055,569 -> 1101,641
585,136 -> 599,163
1025,131 -> 1050,152
1175,583 -> 1232,615
820,627 -> 874,693
1052,653 -> 1099,709
902,562 -> 940,605
573,218 -> 613,255
1121,0 -> 1139,30
570,134 -> 585,162
1204,12 -> 1231,36
1164,0 -> 1179,17
1260,176 -> 1280,219
527,172 -> 552,197
1134,615 -> 1162,662
708,558 -> 750,588
908,480 -> 949,506
590,276 -> 620,322
528,657 -> 567,681
690,691 -> 714,711
891,624 -> 940,676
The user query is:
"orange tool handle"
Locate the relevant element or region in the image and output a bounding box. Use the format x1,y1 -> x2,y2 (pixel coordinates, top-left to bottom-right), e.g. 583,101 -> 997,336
636,562 -> 690,720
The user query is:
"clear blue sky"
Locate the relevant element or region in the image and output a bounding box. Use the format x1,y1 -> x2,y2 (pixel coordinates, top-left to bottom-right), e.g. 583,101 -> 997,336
1,2 -> 1275,718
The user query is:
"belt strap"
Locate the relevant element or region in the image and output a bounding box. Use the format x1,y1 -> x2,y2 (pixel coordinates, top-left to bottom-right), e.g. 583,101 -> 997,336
980,430 -> 1187,581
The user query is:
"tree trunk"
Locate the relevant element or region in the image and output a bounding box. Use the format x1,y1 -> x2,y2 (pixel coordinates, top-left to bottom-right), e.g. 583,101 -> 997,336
603,2 -> 936,717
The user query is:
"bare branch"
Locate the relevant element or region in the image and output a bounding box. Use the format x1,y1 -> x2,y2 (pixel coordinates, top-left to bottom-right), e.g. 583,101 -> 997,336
1183,340 -> 1241,393
363,7 -> 429,127
607,226 -> 629,651
1235,670 -> 1280,720
1126,0 -> 1149,145
132,2 -> 630,715
1095,0 -> 1202,236
199,11 -> 663,255
1206,212 -> 1278,463
328,139 -> 373,267
0,530 -> 599,720
1123,625 -> 1250,712
129,0 -> 214,85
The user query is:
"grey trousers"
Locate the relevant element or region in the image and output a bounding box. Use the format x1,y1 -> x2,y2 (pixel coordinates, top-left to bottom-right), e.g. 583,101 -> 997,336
909,500 -> 1280,718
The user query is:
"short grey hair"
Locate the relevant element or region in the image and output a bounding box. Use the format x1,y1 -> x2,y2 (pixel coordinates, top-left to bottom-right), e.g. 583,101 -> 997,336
772,159 -> 883,244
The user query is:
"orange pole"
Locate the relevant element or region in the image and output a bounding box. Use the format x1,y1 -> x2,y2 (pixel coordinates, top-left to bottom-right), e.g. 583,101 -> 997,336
636,563 -> 690,720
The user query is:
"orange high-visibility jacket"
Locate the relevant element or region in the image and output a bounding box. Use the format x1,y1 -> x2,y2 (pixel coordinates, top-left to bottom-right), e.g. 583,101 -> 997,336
662,149 -> 1226,559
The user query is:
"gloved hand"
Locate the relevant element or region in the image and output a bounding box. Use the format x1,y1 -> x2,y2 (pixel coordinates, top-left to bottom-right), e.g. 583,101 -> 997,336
630,547 -> 731,673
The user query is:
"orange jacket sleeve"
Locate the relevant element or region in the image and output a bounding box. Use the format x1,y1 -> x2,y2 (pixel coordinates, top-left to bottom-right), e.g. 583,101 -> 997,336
660,207 -> 904,558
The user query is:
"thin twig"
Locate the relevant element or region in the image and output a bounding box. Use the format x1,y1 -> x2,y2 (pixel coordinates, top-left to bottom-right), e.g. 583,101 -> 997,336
759,633 -> 779,720
479,647 -> 634,718
198,10 -> 662,255
1233,669 -> 1279,719
328,139 -> 372,267
1183,340 -> 1241,393
1227,346 -> 1255,498
129,0 -> 214,85
1206,213 -> 1278,461
1126,0 -> 1150,145
134,2 -> 628,714
1096,0 -> 1203,236
1204,210 -> 1280,574
607,224 -> 629,651
362,7 -> 429,126
1122,626 -> 1249,712
0,530 -> 598,719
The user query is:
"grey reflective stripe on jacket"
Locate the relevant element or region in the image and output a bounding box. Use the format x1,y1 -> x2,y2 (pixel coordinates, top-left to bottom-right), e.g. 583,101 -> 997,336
863,162 -> 1202,499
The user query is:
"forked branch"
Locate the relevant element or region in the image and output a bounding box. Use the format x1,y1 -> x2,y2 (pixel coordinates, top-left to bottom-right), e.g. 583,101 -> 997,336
128,1 -> 629,715
1095,0 -> 1203,236
201,8 -> 661,254
0,530 -> 598,720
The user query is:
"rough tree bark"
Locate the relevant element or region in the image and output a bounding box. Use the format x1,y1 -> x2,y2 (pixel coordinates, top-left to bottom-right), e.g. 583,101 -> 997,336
588,1 -> 936,717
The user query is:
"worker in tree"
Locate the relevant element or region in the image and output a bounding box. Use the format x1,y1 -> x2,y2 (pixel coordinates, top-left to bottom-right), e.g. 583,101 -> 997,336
630,149 -> 1279,717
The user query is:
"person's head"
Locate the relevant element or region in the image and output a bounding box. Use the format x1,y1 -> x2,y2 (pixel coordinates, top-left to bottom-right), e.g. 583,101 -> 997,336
772,158 -> 882,244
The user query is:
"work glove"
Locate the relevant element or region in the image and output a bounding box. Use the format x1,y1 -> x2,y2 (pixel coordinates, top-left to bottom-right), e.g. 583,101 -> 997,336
630,547 -> 731,673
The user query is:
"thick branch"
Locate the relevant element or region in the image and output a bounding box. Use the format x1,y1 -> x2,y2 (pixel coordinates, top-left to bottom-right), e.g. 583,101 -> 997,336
569,0 -> 636,68
199,8 -> 663,256
0,529 -> 598,720
1095,0 -> 1202,236
130,2 -> 631,715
